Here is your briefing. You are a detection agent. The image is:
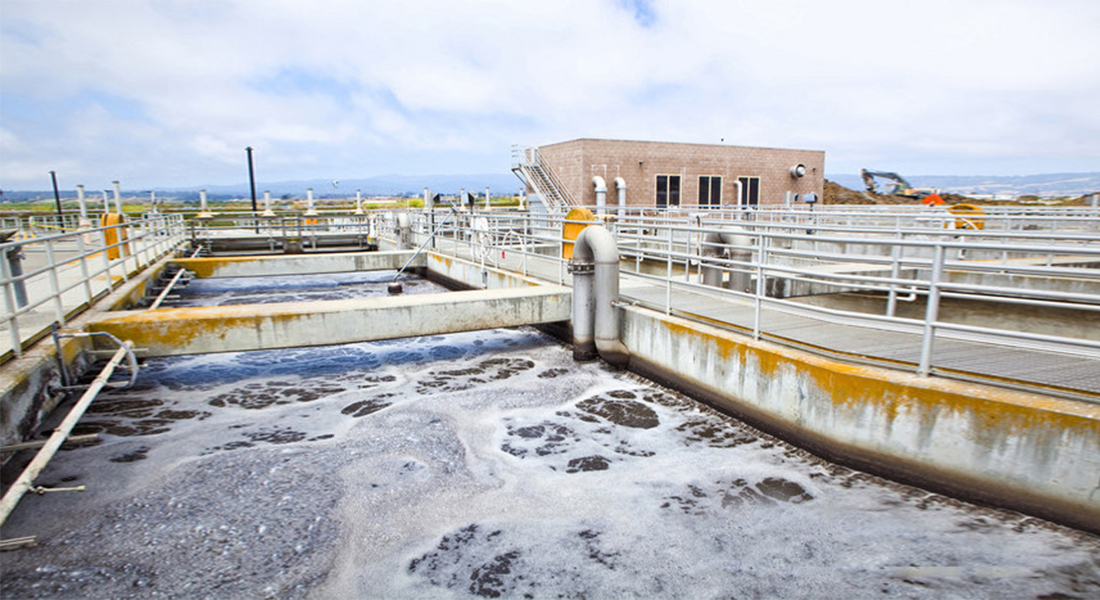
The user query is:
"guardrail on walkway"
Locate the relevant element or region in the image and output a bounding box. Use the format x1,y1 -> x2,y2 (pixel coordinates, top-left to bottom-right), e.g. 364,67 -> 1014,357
1,214 -> 186,360
4,205 -> 1098,392
399,207 -> 1100,389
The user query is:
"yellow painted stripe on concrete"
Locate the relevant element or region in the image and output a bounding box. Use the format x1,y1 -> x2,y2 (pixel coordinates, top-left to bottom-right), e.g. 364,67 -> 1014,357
86,286 -> 570,357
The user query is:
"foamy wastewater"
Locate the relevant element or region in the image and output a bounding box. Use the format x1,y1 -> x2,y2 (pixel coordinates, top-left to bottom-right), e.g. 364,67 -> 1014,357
167,269 -> 443,308
1,327 -> 1098,599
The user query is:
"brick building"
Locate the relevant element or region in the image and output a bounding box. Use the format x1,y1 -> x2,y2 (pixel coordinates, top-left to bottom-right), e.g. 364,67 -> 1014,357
535,138 -> 824,209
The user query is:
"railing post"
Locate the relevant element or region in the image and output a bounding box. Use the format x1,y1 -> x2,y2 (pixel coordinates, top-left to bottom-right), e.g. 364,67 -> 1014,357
1,246 -> 23,358
886,240 -> 902,318
753,233 -> 768,340
75,233 -> 93,306
665,223 -> 673,315
918,243 -> 946,376
44,237 -> 65,325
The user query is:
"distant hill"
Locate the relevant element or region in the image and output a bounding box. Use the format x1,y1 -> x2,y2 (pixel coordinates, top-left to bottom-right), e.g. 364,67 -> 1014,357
1,173 -> 523,202
828,172 -> 1100,198
197,173 -> 523,198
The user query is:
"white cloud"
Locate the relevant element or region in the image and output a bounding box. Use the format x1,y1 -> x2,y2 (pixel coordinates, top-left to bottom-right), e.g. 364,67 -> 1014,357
1,0 -> 1098,189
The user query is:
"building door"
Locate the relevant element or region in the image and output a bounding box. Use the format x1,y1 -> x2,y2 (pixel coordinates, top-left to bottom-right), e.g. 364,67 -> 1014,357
738,176 -> 760,207
699,176 -> 722,208
656,175 -> 681,208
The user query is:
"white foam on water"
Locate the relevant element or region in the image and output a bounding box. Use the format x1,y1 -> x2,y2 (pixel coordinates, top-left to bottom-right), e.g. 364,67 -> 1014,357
2,326 -> 1098,599
167,269 -> 443,308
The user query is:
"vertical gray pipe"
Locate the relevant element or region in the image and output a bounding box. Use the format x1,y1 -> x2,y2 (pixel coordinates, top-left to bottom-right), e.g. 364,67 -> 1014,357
112,181 -> 123,214
571,261 -> 597,361
593,176 -> 607,215
306,188 -> 317,215
571,225 -> 629,367
395,212 -> 411,250
614,177 -> 627,218
701,229 -> 752,293
76,185 -> 88,220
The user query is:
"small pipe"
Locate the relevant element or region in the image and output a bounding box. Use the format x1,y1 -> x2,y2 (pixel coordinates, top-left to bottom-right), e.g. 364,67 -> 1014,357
148,265 -> 190,310
0,341 -> 133,528
52,331 -> 139,389
112,181 -> 122,214
263,190 -> 275,217
614,177 -> 626,218
593,176 -> 607,215
2,434 -> 100,453
76,185 -> 88,220
305,188 -> 317,215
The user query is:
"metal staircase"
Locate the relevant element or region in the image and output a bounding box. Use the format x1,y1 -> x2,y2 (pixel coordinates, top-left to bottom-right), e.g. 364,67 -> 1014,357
511,145 -> 577,213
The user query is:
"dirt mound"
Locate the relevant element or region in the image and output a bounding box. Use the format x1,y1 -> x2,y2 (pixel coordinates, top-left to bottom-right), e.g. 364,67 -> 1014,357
823,180 -> 973,206
823,180 -> 876,204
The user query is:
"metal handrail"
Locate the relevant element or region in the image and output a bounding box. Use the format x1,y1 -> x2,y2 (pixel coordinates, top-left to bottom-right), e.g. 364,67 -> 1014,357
1,214 -> 186,360
405,208 -> 1100,382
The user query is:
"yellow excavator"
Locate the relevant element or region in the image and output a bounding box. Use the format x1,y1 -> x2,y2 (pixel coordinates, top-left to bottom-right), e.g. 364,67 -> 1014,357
860,169 -> 940,199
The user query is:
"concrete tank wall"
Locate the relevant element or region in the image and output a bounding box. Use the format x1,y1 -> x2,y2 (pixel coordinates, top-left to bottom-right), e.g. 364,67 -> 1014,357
619,307 -> 1100,534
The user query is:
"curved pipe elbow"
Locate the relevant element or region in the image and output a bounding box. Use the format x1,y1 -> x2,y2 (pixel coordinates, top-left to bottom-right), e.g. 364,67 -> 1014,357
592,176 -> 607,193
571,225 -> 630,368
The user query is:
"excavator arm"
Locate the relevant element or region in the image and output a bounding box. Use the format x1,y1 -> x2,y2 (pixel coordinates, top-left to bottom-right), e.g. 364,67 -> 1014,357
860,169 -> 913,193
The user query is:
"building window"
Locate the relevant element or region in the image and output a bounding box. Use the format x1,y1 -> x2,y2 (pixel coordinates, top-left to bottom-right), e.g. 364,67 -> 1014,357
737,176 -> 760,207
656,175 -> 681,208
699,176 -> 722,208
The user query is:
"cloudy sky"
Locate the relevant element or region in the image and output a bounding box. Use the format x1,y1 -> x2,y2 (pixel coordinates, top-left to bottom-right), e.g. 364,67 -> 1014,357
2,0 -> 1098,190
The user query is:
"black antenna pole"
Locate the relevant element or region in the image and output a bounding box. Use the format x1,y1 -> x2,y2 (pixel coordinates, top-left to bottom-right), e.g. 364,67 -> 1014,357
246,147 -> 258,214
50,170 -> 63,216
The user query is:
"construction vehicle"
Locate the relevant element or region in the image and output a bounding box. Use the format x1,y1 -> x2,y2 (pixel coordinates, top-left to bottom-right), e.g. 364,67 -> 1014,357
860,169 -> 940,199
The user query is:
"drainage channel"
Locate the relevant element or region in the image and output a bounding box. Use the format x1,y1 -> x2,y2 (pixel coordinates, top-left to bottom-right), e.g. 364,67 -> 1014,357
1,270 -> 1098,598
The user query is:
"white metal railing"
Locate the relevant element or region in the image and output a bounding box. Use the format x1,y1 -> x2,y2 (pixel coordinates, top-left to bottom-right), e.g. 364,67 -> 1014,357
1,214 -> 186,360
401,207 -> 1100,383
4,204 -> 1097,388
185,211 -> 379,253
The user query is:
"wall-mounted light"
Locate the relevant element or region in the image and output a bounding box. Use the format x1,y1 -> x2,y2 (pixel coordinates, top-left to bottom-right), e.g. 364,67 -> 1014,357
789,164 -> 806,178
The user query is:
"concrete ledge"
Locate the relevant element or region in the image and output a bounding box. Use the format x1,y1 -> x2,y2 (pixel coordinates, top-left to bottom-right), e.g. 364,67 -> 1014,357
86,286 -> 572,357
173,251 -> 422,279
1,263 -> 164,451
621,305 -> 1100,534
